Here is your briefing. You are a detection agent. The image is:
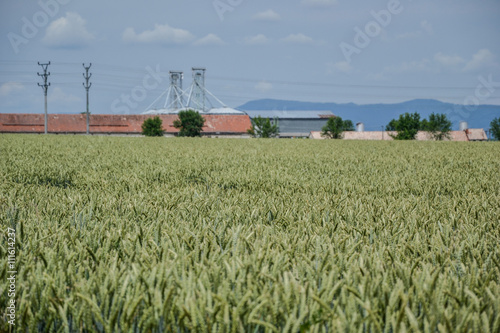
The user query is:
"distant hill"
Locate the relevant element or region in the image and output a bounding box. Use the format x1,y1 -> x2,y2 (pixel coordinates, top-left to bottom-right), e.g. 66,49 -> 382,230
238,99 -> 500,131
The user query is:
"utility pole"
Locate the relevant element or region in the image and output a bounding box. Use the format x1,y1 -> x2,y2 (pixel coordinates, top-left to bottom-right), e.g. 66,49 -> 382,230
37,62 -> 51,134
83,63 -> 92,135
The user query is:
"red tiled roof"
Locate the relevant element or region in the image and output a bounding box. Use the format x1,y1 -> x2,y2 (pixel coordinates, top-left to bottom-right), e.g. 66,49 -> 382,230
0,114 -> 252,134
343,131 -> 396,141
465,128 -> 487,141
446,131 -> 468,141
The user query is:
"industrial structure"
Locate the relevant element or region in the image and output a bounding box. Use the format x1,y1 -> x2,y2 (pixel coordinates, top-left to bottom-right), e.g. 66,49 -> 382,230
244,110 -> 336,138
37,61 -> 51,134
143,67 -> 244,115
0,64 -> 492,139
82,63 -> 92,135
0,66 -> 252,137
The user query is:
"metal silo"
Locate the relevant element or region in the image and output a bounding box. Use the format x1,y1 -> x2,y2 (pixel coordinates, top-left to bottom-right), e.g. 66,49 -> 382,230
459,121 -> 468,131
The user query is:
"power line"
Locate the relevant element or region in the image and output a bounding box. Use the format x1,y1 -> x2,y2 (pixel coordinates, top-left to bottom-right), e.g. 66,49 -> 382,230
2,61 -> 497,111
0,60 -> 485,91
209,75 -> 478,91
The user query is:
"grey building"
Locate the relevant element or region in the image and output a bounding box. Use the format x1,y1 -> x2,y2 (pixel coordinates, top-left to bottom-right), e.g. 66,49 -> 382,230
244,110 -> 335,138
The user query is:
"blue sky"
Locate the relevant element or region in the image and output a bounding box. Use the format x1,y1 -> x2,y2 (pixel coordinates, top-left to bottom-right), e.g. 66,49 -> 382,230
1,0 -> 499,115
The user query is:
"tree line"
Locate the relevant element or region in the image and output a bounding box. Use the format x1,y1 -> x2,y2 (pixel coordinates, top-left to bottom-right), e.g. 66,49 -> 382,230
385,112 -> 452,140
140,110 -> 500,140
385,113 -> 500,141
320,113 -> 500,141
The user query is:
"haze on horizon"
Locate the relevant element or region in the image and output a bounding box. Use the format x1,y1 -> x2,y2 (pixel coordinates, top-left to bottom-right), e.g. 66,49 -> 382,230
0,0 -> 499,115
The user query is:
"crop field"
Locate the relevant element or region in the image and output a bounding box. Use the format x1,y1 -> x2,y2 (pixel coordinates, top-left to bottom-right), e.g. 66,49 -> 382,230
0,134 -> 499,332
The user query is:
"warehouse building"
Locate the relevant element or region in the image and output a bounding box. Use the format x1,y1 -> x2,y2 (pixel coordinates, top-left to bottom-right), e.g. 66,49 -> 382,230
244,110 -> 335,138
0,113 -> 252,137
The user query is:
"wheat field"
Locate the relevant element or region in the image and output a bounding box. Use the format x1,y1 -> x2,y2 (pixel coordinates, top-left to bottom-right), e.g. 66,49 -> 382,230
0,135 -> 499,332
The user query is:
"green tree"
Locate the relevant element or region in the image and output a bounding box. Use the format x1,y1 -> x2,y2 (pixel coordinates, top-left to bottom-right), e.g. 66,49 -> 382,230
421,113 -> 452,140
141,116 -> 164,137
247,116 -> 279,138
387,112 -> 421,140
343,119 -> 355,132
321,116 -> 354,139
173,110 -> 206,137
491,117 -> 500,141
385,119 -> 397,131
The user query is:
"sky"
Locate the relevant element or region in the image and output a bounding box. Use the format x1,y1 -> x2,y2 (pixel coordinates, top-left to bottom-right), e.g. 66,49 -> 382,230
0,0 -> 499,115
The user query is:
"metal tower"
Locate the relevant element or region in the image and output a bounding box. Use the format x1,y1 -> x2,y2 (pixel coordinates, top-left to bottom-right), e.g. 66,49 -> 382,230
144,66 -> 232,114
83,63 -> 92,135
167,71 -> 184,110
188,67 -> 207,112
144,71 -> 186,113
37,61 -> 51,134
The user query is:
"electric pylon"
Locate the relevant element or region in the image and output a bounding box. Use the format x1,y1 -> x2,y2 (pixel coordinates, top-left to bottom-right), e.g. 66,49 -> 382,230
37,62 -> 51,134
83,63 -> 92,135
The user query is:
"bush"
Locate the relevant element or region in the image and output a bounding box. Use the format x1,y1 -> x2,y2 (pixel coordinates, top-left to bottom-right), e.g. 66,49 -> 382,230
141,117 -> 164,137
173,110 -> 205,137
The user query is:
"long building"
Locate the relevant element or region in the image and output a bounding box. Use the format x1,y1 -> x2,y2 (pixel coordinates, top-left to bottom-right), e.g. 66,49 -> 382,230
244,110 -> 336,138
309,129 -> 488,141
0,113 -> 252,137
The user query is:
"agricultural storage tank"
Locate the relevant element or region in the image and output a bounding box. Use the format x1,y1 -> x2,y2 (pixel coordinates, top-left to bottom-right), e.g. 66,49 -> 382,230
459,121 -> 468,131
356,122 -> 365,132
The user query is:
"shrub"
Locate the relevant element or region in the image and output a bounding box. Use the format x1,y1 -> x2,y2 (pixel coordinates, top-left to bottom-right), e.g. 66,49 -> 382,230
173,110 -> 205,137
141,116 -> 164,137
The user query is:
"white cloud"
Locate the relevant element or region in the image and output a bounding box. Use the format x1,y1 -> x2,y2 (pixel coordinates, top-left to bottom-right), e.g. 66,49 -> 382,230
193,34 -> 225,46
301,0 -> 338,8
244,34 -> 271,45
0,82 -> 24,96
327,61 -> 352,74
386,49 -> 497,75
281,33 -> 314,44
253,9 -> 281,21
463,49 -> 496,72
42,12 -> 94,48
122,24 -> 195,45
255,80 -> 273,93
396,21 -> 433,41
434,52 -> 465,68
420,20 -> 433,35
48,87 -> 81,104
